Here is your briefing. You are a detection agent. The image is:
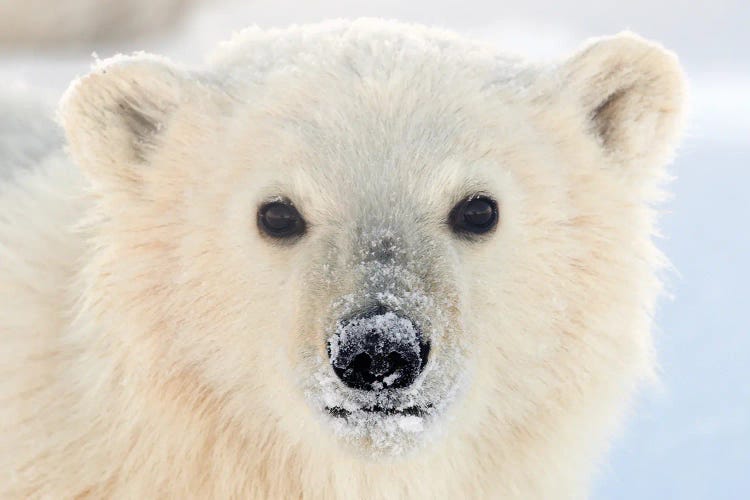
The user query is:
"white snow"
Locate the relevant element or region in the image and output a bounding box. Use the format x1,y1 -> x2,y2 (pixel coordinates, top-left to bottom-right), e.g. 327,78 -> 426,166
382,371 -> 400,387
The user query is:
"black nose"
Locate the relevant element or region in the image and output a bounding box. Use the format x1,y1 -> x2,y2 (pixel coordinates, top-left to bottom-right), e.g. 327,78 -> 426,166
328,306 -> 430,391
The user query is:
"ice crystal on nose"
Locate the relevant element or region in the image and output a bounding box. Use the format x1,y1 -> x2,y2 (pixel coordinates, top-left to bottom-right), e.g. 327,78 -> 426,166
329,311 -> 420,368
329,311 -> 425,391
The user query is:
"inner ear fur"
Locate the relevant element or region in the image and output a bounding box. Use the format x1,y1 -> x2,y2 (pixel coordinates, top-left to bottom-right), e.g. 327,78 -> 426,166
561,32 -> 688,172
58,54 -> 188,185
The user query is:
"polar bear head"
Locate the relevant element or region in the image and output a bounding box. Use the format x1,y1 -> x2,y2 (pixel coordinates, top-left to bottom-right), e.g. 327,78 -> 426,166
59,20 -> 685,463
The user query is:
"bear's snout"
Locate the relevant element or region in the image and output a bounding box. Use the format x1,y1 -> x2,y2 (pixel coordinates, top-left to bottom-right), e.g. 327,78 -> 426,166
328,306 -> 430,391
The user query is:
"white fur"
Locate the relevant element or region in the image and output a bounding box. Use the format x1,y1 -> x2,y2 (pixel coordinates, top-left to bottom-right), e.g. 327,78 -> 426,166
0,19 -> 686,498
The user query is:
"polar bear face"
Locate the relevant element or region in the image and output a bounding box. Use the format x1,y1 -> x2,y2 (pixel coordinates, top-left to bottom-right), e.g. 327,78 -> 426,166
60,21 -> 685,458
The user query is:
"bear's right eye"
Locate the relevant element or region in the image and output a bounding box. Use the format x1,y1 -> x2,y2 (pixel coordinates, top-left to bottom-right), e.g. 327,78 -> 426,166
258,201 -> 306,239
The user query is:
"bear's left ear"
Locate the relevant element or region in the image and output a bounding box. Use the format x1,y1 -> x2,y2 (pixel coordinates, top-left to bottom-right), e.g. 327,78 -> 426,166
58,54 -> 189,186
560,32 -> 687,174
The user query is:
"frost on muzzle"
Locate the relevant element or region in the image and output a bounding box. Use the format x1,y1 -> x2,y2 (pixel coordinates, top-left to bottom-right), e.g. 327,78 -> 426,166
328,305 -> 431,392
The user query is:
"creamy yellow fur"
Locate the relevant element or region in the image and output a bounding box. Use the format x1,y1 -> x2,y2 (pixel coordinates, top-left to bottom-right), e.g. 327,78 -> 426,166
0,20 -> 686,498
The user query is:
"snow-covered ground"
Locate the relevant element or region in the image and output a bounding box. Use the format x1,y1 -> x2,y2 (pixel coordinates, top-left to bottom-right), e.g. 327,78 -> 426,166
1,1 -> 747,497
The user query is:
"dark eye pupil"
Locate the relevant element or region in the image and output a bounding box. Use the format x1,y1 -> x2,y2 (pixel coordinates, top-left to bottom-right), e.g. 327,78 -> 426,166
265,205 -> 294,229
258,201 -> 305,238
449,195 -> 498,235
463,199 -> 494,226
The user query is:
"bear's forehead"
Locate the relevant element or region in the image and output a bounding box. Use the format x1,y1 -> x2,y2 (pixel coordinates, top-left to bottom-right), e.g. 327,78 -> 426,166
217,50 -> 535,176
205,20 -> 548,212
210,18 -> 530,90
229,74 -> 511,206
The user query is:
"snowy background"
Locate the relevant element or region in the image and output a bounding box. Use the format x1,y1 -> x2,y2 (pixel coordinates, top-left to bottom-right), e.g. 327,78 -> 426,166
1,0 -> 747,497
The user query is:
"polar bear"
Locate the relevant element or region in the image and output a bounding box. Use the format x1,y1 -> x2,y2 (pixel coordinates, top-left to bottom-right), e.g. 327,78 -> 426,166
0,19 -> 686,499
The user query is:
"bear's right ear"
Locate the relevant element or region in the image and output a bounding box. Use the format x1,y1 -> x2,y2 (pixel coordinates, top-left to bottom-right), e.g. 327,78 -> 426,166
58,54 -> 188,186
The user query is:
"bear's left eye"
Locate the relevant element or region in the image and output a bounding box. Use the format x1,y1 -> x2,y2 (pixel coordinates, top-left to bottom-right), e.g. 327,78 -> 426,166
448,195 -> 499,236
258,201 -> 306,239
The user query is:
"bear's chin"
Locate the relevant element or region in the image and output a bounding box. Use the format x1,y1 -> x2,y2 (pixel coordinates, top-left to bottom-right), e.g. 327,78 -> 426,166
304,353 -> 469,456
322,404 -> 438,458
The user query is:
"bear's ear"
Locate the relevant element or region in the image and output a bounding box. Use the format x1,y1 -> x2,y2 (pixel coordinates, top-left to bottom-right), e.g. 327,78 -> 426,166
560,32 -> 687,174
58,54 -> 188,185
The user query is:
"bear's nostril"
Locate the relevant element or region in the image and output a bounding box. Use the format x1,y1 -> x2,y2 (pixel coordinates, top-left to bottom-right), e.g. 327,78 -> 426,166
330,308 -> 429,391
386,352 -> 407,373
349,353 -> 373,377
341,349 -> 417,390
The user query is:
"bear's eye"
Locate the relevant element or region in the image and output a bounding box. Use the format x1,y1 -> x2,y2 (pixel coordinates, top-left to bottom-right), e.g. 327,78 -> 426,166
449,195 -> 499,236
258,201 -> 306,239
